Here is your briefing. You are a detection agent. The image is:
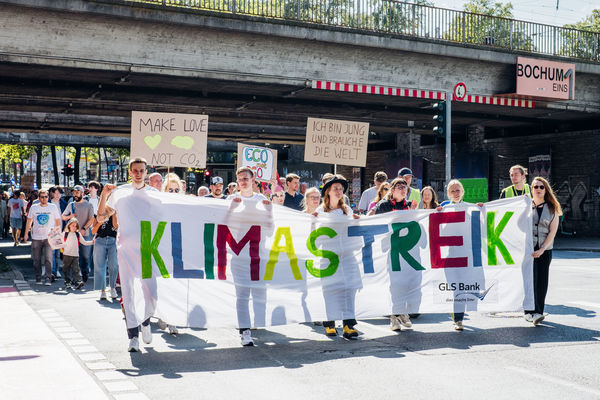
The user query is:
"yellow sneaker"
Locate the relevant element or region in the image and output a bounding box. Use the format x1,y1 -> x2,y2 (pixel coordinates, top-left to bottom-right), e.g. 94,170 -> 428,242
343,325 -> 358,339
325,327 -> 337,336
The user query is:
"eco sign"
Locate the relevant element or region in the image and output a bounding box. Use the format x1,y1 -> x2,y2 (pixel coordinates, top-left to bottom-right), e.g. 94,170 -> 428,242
236,144 -> 277,181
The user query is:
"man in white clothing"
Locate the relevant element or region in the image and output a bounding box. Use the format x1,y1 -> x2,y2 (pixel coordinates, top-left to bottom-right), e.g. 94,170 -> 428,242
24,190 -> 61,285
99,157 -> 157,352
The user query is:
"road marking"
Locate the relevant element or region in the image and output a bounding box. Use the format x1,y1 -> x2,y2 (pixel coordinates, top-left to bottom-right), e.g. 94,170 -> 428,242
506,366 -> 600,397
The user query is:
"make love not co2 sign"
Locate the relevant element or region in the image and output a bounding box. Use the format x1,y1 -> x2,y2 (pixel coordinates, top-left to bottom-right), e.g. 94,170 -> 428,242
130,111 -> 208,168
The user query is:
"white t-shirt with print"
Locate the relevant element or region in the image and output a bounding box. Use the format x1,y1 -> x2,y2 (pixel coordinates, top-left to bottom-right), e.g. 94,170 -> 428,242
28,203 -> 61,240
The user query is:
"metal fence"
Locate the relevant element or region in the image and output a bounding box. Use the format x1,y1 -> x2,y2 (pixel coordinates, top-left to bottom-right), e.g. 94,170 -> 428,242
125,0 -> 600,63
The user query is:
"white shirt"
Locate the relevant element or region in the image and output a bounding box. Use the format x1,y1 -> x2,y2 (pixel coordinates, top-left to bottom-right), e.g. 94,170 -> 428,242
88,196 -> 99,214
27,203 -> 61,240
106,183 -> 157,210
358,186 -> 378,211
62,232 -> 93,257
315,205 -> 353,217
229,192 -> 268,201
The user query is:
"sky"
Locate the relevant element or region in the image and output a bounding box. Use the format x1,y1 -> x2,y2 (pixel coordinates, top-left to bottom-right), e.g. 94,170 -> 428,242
433,0 -> 598,27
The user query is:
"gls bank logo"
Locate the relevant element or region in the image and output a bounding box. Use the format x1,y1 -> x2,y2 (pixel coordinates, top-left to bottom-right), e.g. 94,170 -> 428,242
434,280 -> 499,304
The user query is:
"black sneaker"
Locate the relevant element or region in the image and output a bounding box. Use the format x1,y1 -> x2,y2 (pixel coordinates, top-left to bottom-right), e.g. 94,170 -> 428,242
75,281 -> 85,290
50,274 -> 57,283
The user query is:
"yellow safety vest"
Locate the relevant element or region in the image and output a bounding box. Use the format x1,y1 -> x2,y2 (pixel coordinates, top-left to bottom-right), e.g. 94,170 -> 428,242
501,183 -> 531,198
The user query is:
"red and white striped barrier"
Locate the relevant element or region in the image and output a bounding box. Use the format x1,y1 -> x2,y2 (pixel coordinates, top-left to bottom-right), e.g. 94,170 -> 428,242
311,80 -> 535,108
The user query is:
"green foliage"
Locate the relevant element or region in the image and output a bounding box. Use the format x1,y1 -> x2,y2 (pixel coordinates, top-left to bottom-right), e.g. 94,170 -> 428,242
0,145 -> 35,163
561,9 -> 600,60
444,0 -> 534,51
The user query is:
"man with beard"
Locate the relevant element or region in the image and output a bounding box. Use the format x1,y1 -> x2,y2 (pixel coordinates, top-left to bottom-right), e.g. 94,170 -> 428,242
62,185 -> 95,283
205,176 -> 227,199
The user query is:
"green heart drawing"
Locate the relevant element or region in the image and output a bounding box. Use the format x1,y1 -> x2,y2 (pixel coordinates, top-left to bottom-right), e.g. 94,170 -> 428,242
171,136 -> 195,150
144,134 -> 162,150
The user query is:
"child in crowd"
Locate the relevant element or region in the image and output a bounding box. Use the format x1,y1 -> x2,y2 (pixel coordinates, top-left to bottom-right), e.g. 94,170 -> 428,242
51,218 -> 94,290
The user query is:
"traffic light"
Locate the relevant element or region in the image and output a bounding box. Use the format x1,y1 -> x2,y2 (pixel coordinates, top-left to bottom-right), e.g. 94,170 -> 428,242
64,163 -> 74,176
432,101 -> 446,137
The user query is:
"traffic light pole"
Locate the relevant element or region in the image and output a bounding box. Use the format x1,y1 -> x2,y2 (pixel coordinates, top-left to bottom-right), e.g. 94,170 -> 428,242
445,91 -> 452,185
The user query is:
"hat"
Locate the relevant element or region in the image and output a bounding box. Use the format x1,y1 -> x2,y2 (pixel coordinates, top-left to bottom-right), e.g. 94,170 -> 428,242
397,167 -> 413,177
320,175 -> 348,197
73,185 -> 85,192
211,176 -> 223,185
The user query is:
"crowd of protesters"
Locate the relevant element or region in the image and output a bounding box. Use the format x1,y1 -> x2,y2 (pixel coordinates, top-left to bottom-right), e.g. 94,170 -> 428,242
3,158 -> 561,352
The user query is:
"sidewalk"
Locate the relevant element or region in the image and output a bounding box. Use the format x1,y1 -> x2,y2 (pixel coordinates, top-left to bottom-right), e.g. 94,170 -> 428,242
0,240 -> 109,400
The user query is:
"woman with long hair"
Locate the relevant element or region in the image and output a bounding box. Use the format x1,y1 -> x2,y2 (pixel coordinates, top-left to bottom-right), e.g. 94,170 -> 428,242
420,186 -> 439,209
314,175 -> 360,339
93,184 -> 119,301
525,176 -> 562,325
367,182 -> 390,212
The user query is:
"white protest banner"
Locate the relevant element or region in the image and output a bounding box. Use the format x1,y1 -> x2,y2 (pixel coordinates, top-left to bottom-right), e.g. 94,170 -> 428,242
130,111 -> 208,168
236,143 -> 278,182
109,191 -> 533,329
304,117 -> 369,167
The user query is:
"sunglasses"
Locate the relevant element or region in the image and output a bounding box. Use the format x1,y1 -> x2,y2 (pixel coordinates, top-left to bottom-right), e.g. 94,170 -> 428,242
382,188 -> 389,192
395,185 -> 408,190
168,188 -> 180,193
39,195 -> 49,199
532,185 -> 545,190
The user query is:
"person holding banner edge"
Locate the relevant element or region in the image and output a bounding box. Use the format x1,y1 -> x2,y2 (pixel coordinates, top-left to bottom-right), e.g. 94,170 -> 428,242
99,157 -> 157,352
228,166 -> 272,346
525,176 -> 561,325
313,174 -> 361,339
371,177 -> 417,331
437,180 -> 483,331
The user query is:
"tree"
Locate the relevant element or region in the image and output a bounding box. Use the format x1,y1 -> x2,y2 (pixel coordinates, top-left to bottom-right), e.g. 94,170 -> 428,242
561,9 -> 600,61
445,0 -> 534,51
0,144 -> 35,182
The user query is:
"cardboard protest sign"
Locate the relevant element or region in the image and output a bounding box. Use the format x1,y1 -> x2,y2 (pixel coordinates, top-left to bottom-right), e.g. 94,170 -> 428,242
304,117 -> 369,167
130,111 -> 208,168
236,144 -> 277,182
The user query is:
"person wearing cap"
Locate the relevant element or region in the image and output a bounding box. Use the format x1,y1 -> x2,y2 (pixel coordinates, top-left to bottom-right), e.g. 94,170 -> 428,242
283,173 -> 304,211
500,164 -> 531,198
358,171 -> 388,214
205,176 -> 227,199
62,184 -> 95,283
313,174 -> 361,339
397,167 -> 421,207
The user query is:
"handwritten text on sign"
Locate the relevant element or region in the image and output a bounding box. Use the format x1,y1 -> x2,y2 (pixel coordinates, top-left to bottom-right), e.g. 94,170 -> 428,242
237,144 -> 278,182
130,111 -> 208,168
304,117 -> 369,167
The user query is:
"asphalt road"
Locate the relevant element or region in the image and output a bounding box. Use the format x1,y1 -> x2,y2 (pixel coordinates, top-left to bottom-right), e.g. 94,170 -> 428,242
4,239 -> 600,400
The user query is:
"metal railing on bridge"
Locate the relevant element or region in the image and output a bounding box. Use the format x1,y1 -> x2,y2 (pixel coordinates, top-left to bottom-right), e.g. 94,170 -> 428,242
126,0 -> 600,63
